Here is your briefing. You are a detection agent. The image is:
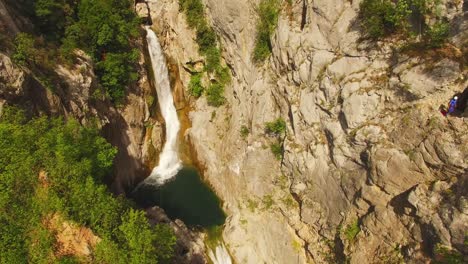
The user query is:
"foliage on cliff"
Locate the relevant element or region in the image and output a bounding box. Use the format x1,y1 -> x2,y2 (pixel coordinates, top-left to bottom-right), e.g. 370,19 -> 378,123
11,0 -> 140,103
253,0 -> 280,63
179,0 -> 231,106
265,118 -> 286,160
359,0 -> 449,48
0,107 -> 175,263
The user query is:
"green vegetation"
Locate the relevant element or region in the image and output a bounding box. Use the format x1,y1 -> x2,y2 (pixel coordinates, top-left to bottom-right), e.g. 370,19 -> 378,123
62,0 -> 140,103
253,0 -> 280,63
12,33 -> 37,66
179,0 -> 231,106
34,0 -> 76,41
265,118 -> 287,136
265,118 -> 286,160
188,73 -> 205,98
206,83 -> 225,107
0,107 -> 175,263
344,220 -> 360,242
434,244 -> 464,264
270,142 -> 283,160
240,125 -> 250,139
262,195 -> 274,210
424,21 -> 450,48
359,0 -> 450,48
247,199 -> 259,212
13,0 -> 140,103
205,225 -> 224,248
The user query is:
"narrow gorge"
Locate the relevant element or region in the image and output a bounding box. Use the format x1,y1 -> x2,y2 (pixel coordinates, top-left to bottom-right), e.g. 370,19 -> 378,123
0,0 -> 467,263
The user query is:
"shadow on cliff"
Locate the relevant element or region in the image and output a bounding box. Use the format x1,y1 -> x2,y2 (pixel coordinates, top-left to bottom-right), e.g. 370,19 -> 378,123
96,90 -> 150,196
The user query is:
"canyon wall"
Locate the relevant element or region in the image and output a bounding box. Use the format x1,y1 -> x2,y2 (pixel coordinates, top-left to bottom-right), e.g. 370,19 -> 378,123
1,0 -> 467,263
149,0 -> 467,263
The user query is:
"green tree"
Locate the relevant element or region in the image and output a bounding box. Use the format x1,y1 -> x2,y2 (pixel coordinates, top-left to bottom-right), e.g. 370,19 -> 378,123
0,107 -> 176,262
12,33 -> 36,65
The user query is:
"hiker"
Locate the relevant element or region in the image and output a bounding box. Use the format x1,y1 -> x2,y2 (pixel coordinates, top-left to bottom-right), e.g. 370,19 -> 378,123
448,96 -> 458,114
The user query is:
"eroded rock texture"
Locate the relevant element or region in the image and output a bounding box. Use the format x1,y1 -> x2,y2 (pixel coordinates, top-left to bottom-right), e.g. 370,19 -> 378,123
149,0 -> 467,263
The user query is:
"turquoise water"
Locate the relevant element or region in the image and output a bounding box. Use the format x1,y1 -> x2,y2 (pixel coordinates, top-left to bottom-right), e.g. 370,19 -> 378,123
132,166 -> 226,228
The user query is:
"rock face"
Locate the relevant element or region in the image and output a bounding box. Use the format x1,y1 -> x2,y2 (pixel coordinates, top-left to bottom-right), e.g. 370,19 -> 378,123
150,0 -> 468,263
1,0 -> 467,263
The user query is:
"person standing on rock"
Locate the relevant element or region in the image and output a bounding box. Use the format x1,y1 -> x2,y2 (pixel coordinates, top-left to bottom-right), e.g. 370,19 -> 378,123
448,96 -> 458,115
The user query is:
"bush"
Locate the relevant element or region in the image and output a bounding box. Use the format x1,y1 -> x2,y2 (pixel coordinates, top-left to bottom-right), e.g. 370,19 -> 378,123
359,0 -> 398,39
434,244 -> 464,264
206,83 -> 225,107
359,0 -> 450,49
180,0 -> 205,28
188,73 -> 204,98
265,118 -> 287,136
270,142 -> 283,160
424,21 -> 450,48
344,220 -> 360,242
240,125 -> 250,139
12,33 -> 36,65
253,0 -> 280,63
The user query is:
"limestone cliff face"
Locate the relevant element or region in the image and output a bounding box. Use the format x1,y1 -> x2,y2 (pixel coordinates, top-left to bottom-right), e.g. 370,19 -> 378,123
150,0 -> 467,263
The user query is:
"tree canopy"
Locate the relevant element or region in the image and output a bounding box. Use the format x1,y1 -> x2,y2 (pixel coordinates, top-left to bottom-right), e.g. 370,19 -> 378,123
0,107 -> 175,263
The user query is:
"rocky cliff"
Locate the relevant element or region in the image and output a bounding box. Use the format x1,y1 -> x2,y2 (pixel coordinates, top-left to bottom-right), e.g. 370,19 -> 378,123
148,0 -> 467,263
2,0 -> 467,263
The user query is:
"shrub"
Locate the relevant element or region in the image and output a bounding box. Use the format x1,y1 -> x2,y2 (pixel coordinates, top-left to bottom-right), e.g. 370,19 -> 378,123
359,0 -> 397,39
205,47 -> 221,73
196,23 -> 217,54
253,0 -> 280,63
12,33 -> 36,65
188,73 -> 204,98
265,118 -> 287,136
424,21 -> 450,48
206,83 -> 225,107
359,0 -> 450,49
240,125 -> 250,139
270,142 -> 283,160
434,244 -> 464,264
344,220 -> 360,242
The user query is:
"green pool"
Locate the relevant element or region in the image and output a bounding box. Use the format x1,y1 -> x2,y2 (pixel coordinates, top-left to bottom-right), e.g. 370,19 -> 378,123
132,166 -> 226,228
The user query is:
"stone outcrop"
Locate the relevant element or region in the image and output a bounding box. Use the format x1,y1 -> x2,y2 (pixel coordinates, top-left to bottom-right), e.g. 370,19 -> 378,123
147,207 -> 208,264
149,0 -> 467,263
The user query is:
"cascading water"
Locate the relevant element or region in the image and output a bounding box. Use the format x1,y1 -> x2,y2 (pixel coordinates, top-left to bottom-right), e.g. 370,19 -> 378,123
144,27 -> 182,185
208,243 -> 232,264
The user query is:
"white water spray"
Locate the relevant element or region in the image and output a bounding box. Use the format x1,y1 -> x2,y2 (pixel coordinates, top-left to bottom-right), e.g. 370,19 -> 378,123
208,243 -> 232,264
144,27 -> 182,185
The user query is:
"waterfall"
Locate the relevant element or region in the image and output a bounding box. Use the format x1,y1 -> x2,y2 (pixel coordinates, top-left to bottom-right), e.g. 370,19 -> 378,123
145,26 -> 233,264
208,243 -> 232,264
144,27 -> 182,185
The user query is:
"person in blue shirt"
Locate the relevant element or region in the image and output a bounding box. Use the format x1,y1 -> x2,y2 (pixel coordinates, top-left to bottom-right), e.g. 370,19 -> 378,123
448,96 -> 458,114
